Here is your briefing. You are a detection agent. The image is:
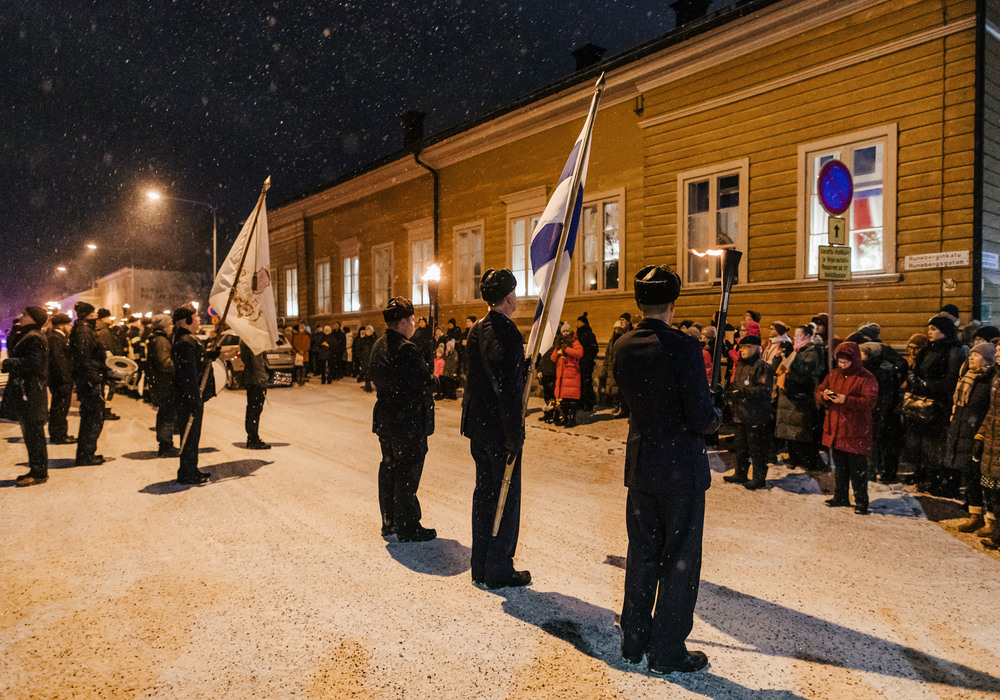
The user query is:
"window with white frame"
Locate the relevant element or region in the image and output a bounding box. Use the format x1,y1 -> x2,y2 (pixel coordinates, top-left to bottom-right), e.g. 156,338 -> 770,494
342,254 -> 360,312
315,259 -> 331,314
580,196 -> 621,292
510,215 -> 540,297
454,224 -> 484,302
372,243 -> 393,309
284,266 -> 298,317
801,127 -> 895,277
411,237 -> 434,305
678,160 -> 747,285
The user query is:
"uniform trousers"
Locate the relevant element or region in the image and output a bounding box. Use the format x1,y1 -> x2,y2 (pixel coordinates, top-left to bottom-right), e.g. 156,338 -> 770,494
245,387 -> 266,440
176,403 -> 204,481
75,387 -> 105,461
470,441 -> 522,584
20,417 -> 48,478
378,433 -> 427,535
48,385 -> 72,441
622,488 -> 705,665
733,422 -> 768,483
155,399 -> 175,447
833,449 -> 869,508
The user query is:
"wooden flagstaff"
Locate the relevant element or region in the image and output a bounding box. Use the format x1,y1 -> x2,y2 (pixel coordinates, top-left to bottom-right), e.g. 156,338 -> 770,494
491,74 -> 606,537
179,176 -> 271,453
709,249 -> 743,395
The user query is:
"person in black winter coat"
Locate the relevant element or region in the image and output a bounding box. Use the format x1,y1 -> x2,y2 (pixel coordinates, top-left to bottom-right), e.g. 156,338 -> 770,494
241,340 -> 271,450
3,306 -> 51,486
70,301 -> 107,466
613,265 -> 721,675
171,306 -> 212,485
462,269 -> 529,589
903,316 -> 967,491
944,343 -> 996,524
46,313 -> 75,444
575,312 -> 599,411
147,314 -> 177,457
859,342 -> 903,483
725,335 -> 774,489
370,297 -> 437,542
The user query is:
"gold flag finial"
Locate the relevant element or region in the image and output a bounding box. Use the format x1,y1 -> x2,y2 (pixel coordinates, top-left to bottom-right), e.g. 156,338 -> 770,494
263,176 -> 271,192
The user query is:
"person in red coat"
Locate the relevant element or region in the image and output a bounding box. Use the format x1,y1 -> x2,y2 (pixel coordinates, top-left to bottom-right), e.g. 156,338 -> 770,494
816,341 -> 878,514
552,322 -> 584,427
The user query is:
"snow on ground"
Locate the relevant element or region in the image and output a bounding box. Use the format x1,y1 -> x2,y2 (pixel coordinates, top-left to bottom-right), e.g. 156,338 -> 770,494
1,378 -> 999,699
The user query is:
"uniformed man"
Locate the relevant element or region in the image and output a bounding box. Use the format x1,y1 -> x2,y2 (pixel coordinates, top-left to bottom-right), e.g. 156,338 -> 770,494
241,340 -> 271,449
612,264 -> 721,674
70,301 -> 107,466
147,314 -> 177,457
369,296 -> 437,542
172,305 -> 211,485
3,306 -> 51,486
46,312 -> 76,444
461,268 -> 529,589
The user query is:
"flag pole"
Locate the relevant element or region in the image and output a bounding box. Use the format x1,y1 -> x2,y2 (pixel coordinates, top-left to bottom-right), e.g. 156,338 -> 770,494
180,176 -> 270,453
491,74 -> 605,537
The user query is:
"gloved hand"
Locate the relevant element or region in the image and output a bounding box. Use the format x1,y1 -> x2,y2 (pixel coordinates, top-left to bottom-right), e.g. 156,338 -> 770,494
1,359 -> 10,373
711,390 -> 725,410
973,438 -> 984,463
206,348 -> 221,361
504,433 -> 524,457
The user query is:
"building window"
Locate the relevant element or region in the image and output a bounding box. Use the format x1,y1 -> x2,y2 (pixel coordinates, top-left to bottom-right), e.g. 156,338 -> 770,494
678,160 -> 748,285
510,215 -> 540,297
799,126 -> 896,278
579,196 -> 621,293
454,224 -> 484,302
315,259 -> 331,314
372,244 -> 393,309
271,267 -> 278,310
342,254 -> 360,312
411,237 -> 434,305
284,266 -> 298,317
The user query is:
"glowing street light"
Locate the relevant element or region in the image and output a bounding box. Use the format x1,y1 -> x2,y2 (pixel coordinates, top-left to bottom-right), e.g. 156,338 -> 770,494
56,265 -> 67,272
146,188 -> 218,276
86,243 -> 97,250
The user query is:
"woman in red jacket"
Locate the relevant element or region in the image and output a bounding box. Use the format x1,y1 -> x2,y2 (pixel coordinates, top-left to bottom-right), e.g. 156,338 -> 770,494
816,341 -> 879,514
552,322 -> 584,427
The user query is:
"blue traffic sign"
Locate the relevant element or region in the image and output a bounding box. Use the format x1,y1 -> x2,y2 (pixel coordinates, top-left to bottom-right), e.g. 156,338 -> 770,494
818,160 -> 853,216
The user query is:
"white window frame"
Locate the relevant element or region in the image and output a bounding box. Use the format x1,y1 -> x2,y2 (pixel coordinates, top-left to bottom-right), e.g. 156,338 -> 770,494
676,160 -> 749,287
577,188 -> 626,295
371,242 -> 393,310
283,265 -> 299,318
406,218 -> 434,307
796,124 -> 897,279
315,258 -> 331,314
453,221 -> 485,303
502,186 -> 547,298
339,238 -> 360,313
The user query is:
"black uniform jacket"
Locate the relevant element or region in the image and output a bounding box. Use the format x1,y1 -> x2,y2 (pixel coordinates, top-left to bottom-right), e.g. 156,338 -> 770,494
70,319 -> 106,392
370,329 -> 435,438
147,330 -> 175,406
240,341 -> 269,389
5,325 -> 49,423
461,310 -> 524,448
613,318 -> 720,494
172,327 -> 205,412
46,328 -> 73,390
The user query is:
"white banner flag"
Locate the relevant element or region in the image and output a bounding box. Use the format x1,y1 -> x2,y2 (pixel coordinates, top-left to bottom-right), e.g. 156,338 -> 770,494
208,183 -> 279,355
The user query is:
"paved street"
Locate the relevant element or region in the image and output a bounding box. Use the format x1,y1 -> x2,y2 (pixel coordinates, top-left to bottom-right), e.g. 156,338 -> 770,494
2,380 -> 999,699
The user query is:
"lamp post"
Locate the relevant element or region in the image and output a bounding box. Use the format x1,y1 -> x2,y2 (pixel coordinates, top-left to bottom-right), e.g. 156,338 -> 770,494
146,190 -> 218,277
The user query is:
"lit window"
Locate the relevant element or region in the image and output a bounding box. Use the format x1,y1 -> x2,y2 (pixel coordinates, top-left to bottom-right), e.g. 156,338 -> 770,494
454,225 -> 484,302
342,254 -> 360,312
284,266 -> 298,317
678,161 -> 747,285
315,260 -> 331,314
372,244 -> 393,309
580,197 -> 621,292
511,215 -> 540,297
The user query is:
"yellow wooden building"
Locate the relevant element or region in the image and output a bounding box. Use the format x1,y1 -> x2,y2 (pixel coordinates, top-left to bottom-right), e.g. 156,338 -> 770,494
268,0 -> 999,346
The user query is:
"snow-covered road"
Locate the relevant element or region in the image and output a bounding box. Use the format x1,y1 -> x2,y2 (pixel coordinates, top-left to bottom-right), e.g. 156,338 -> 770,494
2,380 -> 999,698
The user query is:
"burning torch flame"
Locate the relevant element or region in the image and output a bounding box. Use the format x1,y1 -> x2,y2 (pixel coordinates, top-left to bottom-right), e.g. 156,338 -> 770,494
421,264 -> 441,282
690,249 -> 727,257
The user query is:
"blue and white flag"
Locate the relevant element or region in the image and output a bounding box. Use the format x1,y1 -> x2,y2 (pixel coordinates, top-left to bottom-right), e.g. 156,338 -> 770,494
525,75 -> 604,361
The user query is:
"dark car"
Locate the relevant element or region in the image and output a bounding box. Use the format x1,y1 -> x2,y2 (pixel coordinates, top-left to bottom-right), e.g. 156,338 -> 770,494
217,330 -> 295,388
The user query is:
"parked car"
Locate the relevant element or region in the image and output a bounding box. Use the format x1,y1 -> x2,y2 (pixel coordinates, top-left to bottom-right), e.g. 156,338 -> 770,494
217,330 -> 295,389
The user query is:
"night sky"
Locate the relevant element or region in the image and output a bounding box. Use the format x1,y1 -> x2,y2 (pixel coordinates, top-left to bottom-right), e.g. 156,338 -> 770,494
1,1 -> 729,317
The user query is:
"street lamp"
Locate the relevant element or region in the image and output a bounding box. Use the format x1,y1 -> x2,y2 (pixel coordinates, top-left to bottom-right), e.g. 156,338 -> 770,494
146,189 -> 218,277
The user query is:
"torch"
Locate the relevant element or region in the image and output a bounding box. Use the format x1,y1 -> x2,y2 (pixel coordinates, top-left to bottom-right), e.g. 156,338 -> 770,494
708,249 -> 743,395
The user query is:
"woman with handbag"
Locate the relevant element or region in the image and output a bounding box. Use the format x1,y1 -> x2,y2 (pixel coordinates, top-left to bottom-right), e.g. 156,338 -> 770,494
902,318 -> 967,491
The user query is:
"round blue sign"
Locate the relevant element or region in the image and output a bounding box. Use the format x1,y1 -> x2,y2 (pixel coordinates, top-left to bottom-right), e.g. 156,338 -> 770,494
818,160 -> 853,216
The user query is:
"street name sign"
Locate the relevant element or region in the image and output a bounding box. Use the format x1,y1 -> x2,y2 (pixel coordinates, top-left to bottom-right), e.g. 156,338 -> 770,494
818,160 -> 853,216
903,250 -> 970,271
828,216 -> 847,246
818,245 -> 852,281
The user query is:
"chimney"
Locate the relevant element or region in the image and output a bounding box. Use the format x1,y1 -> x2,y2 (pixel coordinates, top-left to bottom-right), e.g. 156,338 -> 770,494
670,0 -> 712,27
401,110 -> 426,148
571,43 -> 606,72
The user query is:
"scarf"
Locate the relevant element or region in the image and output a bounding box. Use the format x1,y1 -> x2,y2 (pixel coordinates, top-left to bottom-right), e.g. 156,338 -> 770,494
793,336 -> 811,352
953,366 -> 982,412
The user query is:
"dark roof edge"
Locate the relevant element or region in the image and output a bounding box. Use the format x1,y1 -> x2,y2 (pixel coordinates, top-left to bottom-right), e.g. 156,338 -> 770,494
274,0 -> 786,210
